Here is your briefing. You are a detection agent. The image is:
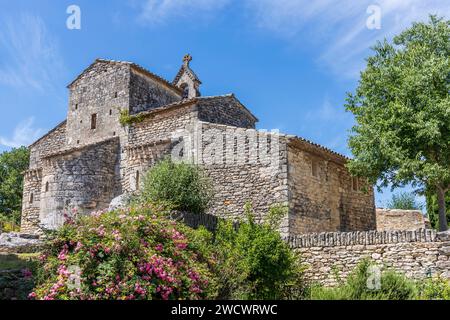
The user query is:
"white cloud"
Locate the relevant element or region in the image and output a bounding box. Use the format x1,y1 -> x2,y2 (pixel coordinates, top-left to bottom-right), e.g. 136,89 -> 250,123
0,118 -> 44,148
245,0 -> 450,78
131,1 -> 449,77
135,0 -> 230,25
0,14 -> 65,92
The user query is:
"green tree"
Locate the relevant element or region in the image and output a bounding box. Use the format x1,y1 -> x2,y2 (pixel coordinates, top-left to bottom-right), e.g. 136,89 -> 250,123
425,187 -> 450,229
386,192 -> 423,210
345,16 -> 450,231
0,147 -> 30,224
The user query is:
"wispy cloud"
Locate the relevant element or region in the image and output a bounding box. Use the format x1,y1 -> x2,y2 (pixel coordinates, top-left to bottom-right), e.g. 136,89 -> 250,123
246,0 -> 450,78
0,13 -> 65,92
132,1 -> 449,78
134,0 -> 230,25
0,118 -> 44,148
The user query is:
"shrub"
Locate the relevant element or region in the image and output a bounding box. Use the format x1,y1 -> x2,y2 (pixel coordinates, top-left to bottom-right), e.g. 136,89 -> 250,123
310,259 -> 417,300
417,276 -> 450,300
137,158 -> 214,214
31,204 -> 218,300
386,192 -> 423,210
213,204 -> 306,300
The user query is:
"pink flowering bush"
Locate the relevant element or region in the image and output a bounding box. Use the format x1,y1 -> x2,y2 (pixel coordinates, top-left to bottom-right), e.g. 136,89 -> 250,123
31,204 -> 217,300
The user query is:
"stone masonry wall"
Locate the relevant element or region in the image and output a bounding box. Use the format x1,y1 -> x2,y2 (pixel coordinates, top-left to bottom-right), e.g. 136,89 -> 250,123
36,138 -> 120,232
197,96 -> 257,129
287,144 -> 376,234
20,169 -> 42,234
376,208 -> 428,231
129,68 -> 181,114
196,122 -> 290,235
29,122 -> 66,169
66,60 -> 129,148
288,230 -> 450,286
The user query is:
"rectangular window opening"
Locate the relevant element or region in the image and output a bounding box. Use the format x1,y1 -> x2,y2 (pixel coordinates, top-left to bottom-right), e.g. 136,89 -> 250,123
91,114 -> 97,130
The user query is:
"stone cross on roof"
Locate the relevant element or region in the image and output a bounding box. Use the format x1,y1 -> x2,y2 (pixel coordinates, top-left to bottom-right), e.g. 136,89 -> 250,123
183,54 -> 192,66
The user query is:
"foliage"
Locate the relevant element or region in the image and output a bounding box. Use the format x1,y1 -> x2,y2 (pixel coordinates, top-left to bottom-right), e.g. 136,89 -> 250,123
136,158 -> 214,214
309,259 -> 417,300
425,187 -> 450,229
119,109 -> 145,127
31,205 -> 218,300
0,147 -> 30,227
213,203 -> 306,300
0,210 -> 21,232
386,192 -> 423,210
417,276 -> 450,300
0,254 -> 39,300
345,16 -> 450,230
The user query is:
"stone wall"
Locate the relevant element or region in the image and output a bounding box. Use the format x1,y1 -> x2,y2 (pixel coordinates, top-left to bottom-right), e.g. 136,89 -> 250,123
376,208 -> 428,231
287,142 -> 376,233
196,122 -> 290,235
288,230 -> 450,286
197,95 -> 257,129
36,138 -> 120,232
29,121 -> 66,169
129,67 -> 181,114
20,169 -> 42,234
66,60 -> 129,148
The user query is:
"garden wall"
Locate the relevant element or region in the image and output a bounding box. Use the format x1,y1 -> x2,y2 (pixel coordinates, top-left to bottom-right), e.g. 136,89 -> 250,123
287,229 -> 450,286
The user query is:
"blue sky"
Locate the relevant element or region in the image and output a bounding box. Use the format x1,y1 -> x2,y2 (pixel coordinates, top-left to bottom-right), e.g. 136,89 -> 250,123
0,0 -> 449,208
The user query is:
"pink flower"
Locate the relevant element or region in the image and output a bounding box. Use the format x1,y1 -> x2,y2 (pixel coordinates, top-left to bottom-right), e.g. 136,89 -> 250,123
28,292 -> 37,299
176,242 -> 187,250
22,268 -> 33,279
155,244 -> 164,252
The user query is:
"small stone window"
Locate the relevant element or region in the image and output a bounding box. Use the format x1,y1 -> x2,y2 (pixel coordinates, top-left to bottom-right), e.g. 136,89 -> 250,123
181,83 -> 189,99
311,160 -> 319,178
77,140 -> 80,145
91,114 -> 97,130
113,131 -> 116,136
352,177 -> 359,191
114,92 -> 118,98
135,170 -> 140,191
29,193 -> 34,204
45,181 -> 49,192
75,104 -> 78,110
109,109 -> 112,116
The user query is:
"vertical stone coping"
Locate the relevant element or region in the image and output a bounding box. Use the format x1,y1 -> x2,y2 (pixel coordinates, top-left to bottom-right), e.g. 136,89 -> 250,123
284,229 -> 439,248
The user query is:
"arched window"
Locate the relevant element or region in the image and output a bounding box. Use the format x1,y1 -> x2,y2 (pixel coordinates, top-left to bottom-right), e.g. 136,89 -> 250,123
29,192 -> 34,204
135,170 -> 140,191
45,181 -> 49,192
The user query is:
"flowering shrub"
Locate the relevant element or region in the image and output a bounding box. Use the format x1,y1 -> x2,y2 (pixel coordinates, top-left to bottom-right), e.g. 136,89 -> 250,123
30,204 -> 217,300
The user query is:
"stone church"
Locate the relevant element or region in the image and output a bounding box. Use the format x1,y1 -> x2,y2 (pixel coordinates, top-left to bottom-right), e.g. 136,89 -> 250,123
20,55 -> 376,236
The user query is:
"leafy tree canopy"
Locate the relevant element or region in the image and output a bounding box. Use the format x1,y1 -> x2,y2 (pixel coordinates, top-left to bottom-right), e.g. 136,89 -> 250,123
346,16 -> 449,230
0,147 -> 30,215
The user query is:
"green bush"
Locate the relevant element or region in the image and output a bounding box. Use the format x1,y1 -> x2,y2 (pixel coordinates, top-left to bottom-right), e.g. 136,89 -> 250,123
310,259 -> 417,300
213,204 -> 306,300
31,205 -> 218,300
137,158 -> 214,214
386,192 -> 423,210
0,211 -> 21,232
417,276 -> 450,300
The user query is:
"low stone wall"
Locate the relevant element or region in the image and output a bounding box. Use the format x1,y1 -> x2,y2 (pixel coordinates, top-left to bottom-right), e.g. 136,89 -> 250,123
287,230 -> 450,286
376,208 -> 429,231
